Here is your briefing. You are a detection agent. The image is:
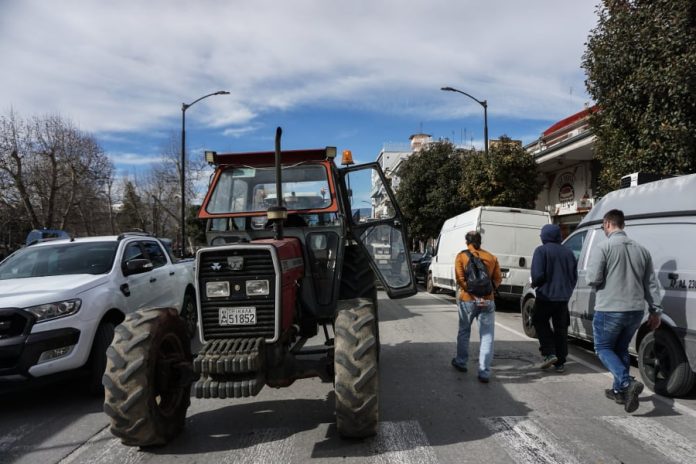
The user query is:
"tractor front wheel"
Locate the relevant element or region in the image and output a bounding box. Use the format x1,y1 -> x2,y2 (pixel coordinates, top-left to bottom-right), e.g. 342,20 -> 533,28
102,307 -> 192,447
334,298 -> 379,438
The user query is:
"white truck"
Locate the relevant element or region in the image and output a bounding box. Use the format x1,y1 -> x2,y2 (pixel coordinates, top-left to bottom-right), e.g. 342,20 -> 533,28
0,233 -> 196,392
427,206 -> 551,300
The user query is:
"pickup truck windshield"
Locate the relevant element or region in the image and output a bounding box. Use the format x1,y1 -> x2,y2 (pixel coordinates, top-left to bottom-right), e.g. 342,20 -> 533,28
0,242 -> 118,279
207,164 -> 331,214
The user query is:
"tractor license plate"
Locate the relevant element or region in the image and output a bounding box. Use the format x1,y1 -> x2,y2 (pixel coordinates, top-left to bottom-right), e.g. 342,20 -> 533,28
219,307 -> 256,325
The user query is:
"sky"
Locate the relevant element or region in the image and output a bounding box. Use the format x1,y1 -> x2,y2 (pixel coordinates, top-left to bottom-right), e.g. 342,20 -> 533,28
0,0 -> 600,181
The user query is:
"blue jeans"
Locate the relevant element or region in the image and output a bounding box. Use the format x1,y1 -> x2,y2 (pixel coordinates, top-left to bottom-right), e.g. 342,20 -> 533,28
455,300 -> 495,379
592,310 -> 643,391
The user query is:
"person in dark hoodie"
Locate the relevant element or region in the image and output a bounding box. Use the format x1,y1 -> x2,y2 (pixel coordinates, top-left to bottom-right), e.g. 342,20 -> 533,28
531,224 -> 578,372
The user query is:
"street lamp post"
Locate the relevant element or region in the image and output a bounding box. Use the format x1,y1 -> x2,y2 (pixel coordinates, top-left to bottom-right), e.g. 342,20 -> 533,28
441,86 -> 488,156
180,90 -> 230,258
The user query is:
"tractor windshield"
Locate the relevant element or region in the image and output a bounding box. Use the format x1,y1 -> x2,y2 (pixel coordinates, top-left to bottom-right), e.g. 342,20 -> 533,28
207,164 -> 332,214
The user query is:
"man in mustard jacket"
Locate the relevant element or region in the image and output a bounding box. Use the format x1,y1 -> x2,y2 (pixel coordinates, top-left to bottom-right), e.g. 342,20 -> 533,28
451,231 -> 502,382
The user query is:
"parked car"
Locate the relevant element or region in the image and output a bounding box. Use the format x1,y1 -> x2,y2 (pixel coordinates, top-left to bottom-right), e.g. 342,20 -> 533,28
428,206 -> 550,299
0,233 -> 196,393
411,250 -> 432,283
25,228 -> 70,246
521,173 -> 696,397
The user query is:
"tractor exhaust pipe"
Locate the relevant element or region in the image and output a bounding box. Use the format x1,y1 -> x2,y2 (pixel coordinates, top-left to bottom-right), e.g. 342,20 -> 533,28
267,126 -> 287,240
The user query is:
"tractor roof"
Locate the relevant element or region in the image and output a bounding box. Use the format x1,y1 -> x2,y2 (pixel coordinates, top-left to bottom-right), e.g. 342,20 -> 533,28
212,148 -> 335,167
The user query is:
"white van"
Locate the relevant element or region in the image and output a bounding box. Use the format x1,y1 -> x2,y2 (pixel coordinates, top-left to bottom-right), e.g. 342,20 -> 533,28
427,206 -> 551,300
520,173 -> 696,397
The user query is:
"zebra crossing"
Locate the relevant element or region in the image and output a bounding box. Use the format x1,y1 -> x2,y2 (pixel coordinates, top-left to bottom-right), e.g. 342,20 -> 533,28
47,414 -> 696,464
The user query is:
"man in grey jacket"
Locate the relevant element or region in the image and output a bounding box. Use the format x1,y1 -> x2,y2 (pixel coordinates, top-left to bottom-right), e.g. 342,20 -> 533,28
586,209 -> 662,413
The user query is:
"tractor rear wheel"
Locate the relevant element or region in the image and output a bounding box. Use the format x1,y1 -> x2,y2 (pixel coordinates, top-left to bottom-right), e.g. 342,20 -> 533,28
339,245 -> 377,300
334,298 -> 379,438
102,307 -> 192,447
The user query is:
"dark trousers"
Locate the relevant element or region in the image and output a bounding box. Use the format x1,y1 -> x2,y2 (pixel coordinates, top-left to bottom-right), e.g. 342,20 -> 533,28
532,300 -> 569,365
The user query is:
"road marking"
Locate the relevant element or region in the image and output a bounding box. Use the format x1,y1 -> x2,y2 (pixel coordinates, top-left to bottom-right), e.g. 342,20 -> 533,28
217,427 -> 296,464
603,416 -> 696,464
482,416 -> 582,464
494,320 -> 696,419
371,420 -> 439,464
57,427 -> 143,464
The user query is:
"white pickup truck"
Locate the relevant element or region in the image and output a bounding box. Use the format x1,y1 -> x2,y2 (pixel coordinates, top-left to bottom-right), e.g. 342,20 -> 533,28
0,233 -> 196,392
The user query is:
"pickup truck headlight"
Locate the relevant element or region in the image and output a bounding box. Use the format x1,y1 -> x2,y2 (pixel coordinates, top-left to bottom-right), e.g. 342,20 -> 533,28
246,279 -> 269,296
24,299 -> 82,322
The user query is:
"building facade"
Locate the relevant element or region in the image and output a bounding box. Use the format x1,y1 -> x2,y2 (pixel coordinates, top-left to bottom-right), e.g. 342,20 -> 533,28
526,106 -> 599,237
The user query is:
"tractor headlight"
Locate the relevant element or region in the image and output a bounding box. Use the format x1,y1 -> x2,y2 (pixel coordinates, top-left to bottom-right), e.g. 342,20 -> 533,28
24,299 -> 82,323
246,279 -> 269,296
206,281 -> 230,298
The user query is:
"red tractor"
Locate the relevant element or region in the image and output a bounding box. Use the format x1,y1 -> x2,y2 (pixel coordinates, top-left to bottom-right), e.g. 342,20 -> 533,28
102,128 -> 416,446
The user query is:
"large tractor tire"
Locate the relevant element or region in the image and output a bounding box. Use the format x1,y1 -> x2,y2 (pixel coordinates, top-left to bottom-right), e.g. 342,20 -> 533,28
334,298 -> 379,438
521,297 -> 538,339
180,291 -> 198,339
638,329 -> 696,397
102,307 -> 192,447
339,245 -> 377,300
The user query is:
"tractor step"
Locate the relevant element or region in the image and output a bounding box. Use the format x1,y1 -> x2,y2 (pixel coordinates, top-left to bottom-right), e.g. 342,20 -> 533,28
193,372 -> 265,399
194,337 -> 265,375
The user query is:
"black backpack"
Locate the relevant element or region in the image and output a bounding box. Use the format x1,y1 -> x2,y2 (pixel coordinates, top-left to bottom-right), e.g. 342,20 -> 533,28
463,250 -> 493,297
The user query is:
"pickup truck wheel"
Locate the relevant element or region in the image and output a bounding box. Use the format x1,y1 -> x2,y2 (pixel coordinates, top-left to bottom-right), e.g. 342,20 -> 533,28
180,292 -> 197,339
521,297 -> 537,339
334,298 -> 379,438
103,307 -> 192,447
87,321 -> 115,395
638,330 -> 696,397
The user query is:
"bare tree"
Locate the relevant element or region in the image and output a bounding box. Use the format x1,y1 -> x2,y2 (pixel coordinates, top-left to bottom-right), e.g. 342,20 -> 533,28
0,110 -> 115,238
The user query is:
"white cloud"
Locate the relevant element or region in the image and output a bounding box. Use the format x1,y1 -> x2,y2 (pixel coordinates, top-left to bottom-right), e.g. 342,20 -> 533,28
0,0 -> 599,135
108,152 -> 164,166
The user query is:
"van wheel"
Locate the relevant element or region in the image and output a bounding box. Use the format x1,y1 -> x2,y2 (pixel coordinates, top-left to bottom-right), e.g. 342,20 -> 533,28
521,298 -> 537,339
638,330 -> 696,397
334,299 -> 379,438
426,273 -> 436,294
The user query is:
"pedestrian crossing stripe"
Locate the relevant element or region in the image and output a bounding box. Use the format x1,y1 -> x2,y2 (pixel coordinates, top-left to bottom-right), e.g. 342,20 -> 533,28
56,421 -> 438,464
45,417 -> 696,464
482,416 -> 582,464
602,416 -> 696,464
371,420 -> 439,464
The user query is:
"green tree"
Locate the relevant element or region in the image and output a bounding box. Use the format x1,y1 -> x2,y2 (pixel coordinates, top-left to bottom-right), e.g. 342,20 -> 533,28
395,141 -> 467,242
459,136 -> 542,208
118,180 -> 147,232
582,0 -> 696,193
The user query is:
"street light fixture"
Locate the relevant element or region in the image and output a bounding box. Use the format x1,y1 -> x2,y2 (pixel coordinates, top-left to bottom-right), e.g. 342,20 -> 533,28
180,90 -> 230,258
441,86 -> 489,156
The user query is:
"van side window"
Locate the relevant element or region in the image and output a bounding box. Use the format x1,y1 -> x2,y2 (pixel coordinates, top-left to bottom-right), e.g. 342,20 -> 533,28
563,231 -> 587,262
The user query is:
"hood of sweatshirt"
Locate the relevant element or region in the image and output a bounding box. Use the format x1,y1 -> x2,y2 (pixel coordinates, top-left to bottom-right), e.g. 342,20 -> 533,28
540,224 -> 562,244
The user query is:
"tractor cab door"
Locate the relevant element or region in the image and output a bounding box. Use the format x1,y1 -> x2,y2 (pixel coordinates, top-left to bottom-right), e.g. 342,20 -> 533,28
340,163 -> 417,299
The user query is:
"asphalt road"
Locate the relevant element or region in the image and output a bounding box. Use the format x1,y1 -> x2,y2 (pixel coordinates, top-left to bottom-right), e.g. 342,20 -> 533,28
2,289 -> 696,464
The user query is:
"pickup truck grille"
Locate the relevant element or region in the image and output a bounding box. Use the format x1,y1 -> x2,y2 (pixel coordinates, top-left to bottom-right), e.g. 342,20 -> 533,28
198,247 -> 277,342
0,309 -> 32,340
